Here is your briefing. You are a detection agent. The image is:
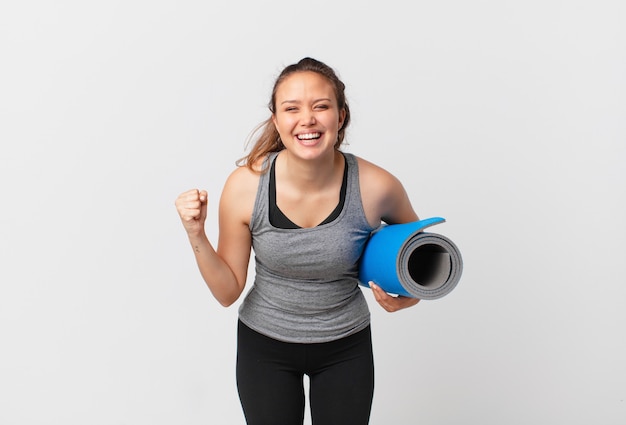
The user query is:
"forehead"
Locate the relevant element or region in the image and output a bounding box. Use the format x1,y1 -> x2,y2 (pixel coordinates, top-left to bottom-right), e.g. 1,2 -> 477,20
275,71 -> 336,100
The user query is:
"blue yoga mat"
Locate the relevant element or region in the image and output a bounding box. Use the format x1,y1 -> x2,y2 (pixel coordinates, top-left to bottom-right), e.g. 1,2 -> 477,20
359,217 -> 463,300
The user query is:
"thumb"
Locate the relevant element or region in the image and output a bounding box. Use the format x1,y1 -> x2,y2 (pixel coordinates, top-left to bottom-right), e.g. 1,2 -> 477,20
199,190 -> 208,218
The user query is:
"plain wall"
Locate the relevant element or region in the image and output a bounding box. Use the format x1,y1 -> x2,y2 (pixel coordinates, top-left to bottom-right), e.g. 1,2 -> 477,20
1,1 -> 624,424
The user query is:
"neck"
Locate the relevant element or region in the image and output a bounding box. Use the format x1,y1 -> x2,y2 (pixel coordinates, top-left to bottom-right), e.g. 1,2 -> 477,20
278,149 -> 343,192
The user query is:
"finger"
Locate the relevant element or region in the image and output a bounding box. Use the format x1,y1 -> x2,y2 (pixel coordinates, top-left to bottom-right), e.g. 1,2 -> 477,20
368,281 -> 383,302
180,190 -> 207,209
183,200 -> 202,210
369,282 -> 420,312
176,189 -> 198,207
369,282 -> 393,311
198,190 -> 208,218
369,282 -> 391,299
179,211 -> 201,223
180,189 -> 199,199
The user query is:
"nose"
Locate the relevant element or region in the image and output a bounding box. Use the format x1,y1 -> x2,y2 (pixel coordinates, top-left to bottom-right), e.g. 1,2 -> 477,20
301,108 -> 316,125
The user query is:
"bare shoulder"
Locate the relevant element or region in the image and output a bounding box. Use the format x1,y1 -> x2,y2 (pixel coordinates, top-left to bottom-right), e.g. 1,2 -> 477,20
224,162 -> 262,190
355,156 -> 399,186
355,156 -> 406,204
354,155 -> 419,225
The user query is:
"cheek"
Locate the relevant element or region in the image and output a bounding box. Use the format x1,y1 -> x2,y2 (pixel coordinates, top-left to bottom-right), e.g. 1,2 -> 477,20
325,113 -> 342,130
276,116 -> 297,132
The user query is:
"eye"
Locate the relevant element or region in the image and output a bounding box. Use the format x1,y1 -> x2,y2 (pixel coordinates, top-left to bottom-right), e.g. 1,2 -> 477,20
284,106 -> 298,112
315,104 -> 329,110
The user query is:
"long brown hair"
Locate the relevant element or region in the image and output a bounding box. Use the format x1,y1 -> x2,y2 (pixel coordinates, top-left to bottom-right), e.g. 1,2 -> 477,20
237,57 -> 351,172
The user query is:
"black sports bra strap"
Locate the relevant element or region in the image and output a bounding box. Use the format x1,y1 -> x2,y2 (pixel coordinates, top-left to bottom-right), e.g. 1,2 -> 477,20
269,154 -> 348,229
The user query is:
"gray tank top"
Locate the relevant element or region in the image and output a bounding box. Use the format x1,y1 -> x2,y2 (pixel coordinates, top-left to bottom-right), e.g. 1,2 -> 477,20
238,152 -> 377,343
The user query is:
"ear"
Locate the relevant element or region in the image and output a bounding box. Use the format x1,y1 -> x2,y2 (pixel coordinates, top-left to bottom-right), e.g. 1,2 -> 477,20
338,108 -> 346,129
271,113 -> 278,129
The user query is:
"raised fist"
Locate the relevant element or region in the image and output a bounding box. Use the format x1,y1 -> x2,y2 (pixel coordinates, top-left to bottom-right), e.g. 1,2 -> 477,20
175,189 -> 208,236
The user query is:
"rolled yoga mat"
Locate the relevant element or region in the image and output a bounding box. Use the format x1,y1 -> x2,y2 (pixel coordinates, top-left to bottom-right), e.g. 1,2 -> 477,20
359,217 -> 463,300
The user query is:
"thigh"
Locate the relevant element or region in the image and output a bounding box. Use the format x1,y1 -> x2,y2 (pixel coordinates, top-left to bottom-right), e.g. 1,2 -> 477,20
308,326 -> 375,425
236,320 -> 306,425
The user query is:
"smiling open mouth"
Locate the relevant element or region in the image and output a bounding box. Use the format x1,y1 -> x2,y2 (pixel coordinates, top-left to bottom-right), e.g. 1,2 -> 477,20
297,132 -> 321,140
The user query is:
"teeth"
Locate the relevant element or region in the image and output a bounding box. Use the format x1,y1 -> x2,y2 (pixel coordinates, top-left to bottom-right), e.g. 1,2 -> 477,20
297,132 -> 321,140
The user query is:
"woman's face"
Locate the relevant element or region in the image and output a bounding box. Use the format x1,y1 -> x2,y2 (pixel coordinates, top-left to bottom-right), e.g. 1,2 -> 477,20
272,71 -> 346,160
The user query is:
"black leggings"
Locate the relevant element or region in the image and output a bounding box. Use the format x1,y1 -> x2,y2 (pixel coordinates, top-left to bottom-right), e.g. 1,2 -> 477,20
236,320 -> 374,425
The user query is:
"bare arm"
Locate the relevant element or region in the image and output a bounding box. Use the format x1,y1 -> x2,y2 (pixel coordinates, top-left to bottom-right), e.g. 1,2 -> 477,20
357,157 -> 421,312
175,167 -> 257,307
357,157 -> 419,227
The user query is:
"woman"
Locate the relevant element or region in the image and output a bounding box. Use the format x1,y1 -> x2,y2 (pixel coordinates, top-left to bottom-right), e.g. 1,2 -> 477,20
175,57 -> 420,425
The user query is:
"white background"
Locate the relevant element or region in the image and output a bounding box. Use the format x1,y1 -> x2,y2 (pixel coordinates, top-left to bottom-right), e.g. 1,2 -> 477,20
1,1 -> 625,424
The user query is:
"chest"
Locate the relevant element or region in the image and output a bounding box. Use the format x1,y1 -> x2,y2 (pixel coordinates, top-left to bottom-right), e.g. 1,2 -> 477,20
252,224 -> 370,281
276,190 -> 340,228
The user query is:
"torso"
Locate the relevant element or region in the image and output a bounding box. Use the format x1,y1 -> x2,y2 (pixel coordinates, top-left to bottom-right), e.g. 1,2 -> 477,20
237,151 -> 377,343
231,151 -> 392,231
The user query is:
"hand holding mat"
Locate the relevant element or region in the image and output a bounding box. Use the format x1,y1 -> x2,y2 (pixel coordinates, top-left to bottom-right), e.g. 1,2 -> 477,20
359,217 -> 463,300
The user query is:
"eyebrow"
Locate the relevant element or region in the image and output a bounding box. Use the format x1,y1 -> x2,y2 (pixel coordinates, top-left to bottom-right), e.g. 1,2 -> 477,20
280,98 -> 332,105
